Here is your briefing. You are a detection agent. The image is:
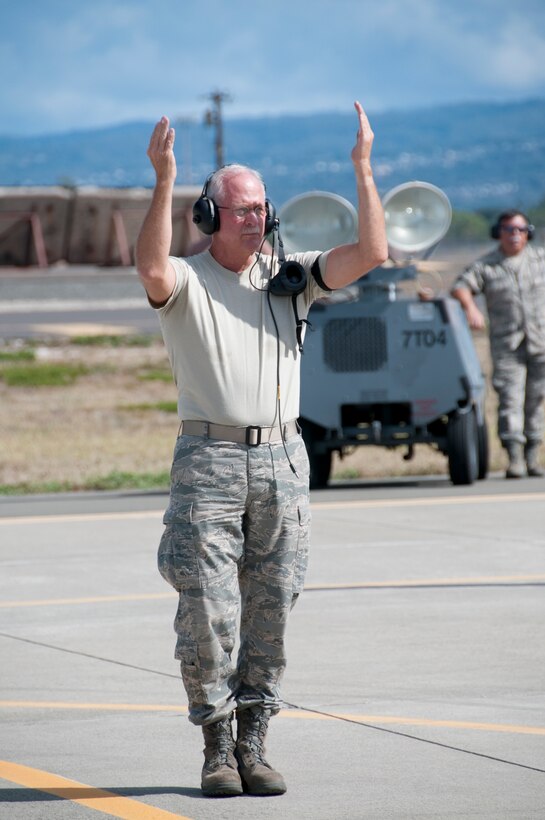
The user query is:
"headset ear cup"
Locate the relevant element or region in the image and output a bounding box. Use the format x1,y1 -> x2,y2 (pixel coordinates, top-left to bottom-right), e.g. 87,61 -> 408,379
264,199 -> 276,235
528,225 -> 535,240
192,196 -> 219,235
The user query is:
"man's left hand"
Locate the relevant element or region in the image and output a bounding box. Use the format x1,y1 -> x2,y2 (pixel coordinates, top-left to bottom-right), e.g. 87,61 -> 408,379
351,100 -> 375,178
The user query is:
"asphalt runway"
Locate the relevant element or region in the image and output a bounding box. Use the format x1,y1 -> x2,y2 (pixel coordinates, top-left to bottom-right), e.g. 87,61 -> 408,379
0,254 -> 473,341
0,266 -> 158,340
1,477 -> 544,819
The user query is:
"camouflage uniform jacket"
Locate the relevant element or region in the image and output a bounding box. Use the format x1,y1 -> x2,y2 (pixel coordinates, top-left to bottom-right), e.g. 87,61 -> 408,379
453,244 -> 545,356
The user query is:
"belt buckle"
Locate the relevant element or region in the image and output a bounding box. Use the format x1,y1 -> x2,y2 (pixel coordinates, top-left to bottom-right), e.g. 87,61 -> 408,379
245,425 -> 262,446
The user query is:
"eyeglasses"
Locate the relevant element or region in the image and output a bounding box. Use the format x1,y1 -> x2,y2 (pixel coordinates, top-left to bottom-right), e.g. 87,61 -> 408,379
217,205 -> 266,219
500,225 -> 529,234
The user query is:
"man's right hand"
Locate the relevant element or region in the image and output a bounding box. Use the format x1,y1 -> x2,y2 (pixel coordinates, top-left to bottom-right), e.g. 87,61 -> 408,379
136,116 -> 178,303
465,303 -> 486,330
147,116 -> 177,184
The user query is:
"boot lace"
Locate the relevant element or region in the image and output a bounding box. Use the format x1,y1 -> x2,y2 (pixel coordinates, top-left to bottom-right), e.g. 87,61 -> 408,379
239,711 -> 269,765
205,720 -> 234,768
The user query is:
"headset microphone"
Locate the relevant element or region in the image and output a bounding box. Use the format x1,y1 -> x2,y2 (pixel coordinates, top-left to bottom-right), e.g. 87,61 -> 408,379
266,218 -> 309,357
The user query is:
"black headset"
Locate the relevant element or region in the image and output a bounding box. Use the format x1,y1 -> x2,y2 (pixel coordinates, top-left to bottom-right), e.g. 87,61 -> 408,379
192,169 -> 307,300
192,172 -> 277,236
491,211 -> 535,241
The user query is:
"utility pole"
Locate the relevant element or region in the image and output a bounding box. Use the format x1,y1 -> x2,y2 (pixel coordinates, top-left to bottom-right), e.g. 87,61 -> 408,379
204,90 -> 232,169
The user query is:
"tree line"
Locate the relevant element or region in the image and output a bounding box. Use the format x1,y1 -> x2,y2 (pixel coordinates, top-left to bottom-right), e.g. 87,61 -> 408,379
447,197 -> 545,243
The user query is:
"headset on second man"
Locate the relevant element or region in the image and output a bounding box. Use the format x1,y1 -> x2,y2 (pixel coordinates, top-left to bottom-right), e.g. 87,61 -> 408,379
490,211 -> 535,240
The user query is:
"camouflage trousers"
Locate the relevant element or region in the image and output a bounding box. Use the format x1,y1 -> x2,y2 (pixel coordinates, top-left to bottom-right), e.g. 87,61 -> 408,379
492,343 -> 545,447
157,431 -> 310,726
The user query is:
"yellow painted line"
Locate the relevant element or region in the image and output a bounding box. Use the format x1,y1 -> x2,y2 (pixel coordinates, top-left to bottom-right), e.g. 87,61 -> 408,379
1,573 -> 543,610
311,491 -> 545,510
0,760 -> 191,819
304,573 -> 545,590
0,701 -> 187,713
0,592 -> 175,609
281,710 -> 545,737
2,491 -> 545,526
0,702 -> 543,737
0,511 -> 164,526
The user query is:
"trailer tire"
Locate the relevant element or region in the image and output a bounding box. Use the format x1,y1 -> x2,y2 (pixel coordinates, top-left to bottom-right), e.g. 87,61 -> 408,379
447,409 -> 478,485
477,419 -> 489,480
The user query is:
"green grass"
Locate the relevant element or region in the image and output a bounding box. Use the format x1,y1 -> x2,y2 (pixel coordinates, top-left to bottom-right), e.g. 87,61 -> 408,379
0,470 -> 171,496
120,401 -> 178,413
84,470 -> 171,491
0,362 -> 90,387
332,467 -> 361,480
71,334 -> 156,347
138,368 -> 173,382
0,350 -> 36,362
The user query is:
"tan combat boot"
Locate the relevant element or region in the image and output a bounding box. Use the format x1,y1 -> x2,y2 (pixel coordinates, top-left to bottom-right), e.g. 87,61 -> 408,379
525,442 -> 544,477
235,706 -> 287,795
201,716 -> 243,797
505,443 -> 525,479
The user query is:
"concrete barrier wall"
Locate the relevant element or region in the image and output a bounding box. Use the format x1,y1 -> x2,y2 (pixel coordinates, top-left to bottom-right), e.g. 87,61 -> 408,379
0,186 -> 73,266
0,186 -> 203,266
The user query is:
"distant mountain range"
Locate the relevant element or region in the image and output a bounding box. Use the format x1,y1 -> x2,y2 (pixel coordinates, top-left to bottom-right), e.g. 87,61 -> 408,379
1,99 -> 545,213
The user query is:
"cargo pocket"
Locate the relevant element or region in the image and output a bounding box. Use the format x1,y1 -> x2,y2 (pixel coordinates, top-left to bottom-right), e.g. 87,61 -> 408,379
157,502 -> 200,591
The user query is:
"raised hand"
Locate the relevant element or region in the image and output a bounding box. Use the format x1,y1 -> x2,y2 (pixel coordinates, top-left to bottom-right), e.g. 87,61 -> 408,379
147,116 -> 177,184
351,100 -> 374,176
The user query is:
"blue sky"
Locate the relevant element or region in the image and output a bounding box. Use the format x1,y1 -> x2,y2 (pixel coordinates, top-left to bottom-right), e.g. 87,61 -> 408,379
3,0 -> 545,136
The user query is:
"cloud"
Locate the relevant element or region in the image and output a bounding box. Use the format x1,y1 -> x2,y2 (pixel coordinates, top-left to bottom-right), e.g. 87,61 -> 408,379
469,21 -> 545,88
2,0 -> 545,135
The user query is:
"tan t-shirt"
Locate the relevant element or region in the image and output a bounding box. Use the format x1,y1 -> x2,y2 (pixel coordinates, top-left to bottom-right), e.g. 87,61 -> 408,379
155,249 -> 331,426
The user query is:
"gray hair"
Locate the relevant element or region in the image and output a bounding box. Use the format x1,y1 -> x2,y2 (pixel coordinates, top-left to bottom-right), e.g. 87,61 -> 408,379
207,164 -> 265,203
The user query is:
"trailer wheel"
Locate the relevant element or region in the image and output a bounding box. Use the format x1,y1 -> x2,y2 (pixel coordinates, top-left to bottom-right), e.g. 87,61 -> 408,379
447,409 -> 478,485
299,419 -> 332,489
477,419 -> 489,480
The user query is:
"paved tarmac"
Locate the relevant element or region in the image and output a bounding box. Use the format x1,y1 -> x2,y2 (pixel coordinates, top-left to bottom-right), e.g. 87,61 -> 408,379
0,265 -> 160,340
0,251 -> 478,341
1,476 -> 545,819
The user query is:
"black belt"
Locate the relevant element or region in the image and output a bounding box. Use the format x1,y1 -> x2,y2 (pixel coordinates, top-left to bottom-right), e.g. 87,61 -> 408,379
179,419 -> 299,446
